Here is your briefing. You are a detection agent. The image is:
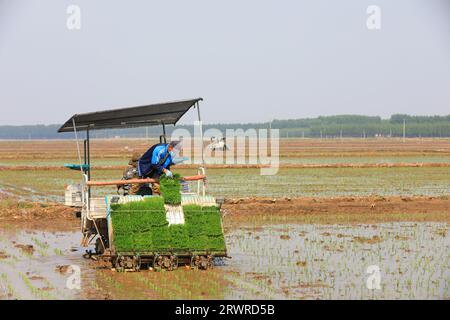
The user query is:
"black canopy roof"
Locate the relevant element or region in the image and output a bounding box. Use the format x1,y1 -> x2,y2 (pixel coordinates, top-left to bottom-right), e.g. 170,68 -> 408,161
58,98 -> 202,133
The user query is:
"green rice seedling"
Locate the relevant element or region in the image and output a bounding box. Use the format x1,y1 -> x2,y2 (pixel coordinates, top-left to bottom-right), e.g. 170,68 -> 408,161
19,272 -> 55,300
111,193 -> 226,253
0,273 -> 18,299
111,197 -> 167,252
53,248 -> 64,256
160,174 -> 182,205
97,271 -> 123,290
183,205 -> 226,251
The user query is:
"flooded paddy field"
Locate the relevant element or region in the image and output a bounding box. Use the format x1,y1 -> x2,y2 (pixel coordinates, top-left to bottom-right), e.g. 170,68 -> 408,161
0,194 -> 448,300
1,167 -> 450,201
0,138 -> 449,300
2,155 -> 450,167
1,138 -> 449,163
225,222 -> 449,299
0,224 -> 100,299
1,138 -> 449,200
1,138 -> 450,170
1,218 -> 448,300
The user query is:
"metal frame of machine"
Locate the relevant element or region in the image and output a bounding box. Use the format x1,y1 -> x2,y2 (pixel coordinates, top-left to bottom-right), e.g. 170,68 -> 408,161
58,98 -> 227,271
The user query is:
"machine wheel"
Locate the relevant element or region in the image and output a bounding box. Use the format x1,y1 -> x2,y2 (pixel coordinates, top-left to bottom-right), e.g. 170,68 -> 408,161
114,255 -> 136,272
191,255 -> 214,270
114,255 -> 125,272
153,254 -> 177,271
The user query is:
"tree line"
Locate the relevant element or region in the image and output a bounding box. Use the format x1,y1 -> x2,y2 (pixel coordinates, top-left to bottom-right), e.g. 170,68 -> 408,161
271,114 -> 450,138
0,114 -> 448,139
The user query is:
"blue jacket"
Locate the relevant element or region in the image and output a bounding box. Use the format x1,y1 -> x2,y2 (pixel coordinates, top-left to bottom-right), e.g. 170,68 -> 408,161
138,143 -> 174,178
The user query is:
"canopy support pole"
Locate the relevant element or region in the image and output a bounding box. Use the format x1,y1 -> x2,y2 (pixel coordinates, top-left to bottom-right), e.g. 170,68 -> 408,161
86,128 -> 91,203
72,118 -> 84,174
196,101 -> 206,196
72,118 -> 90,212
162,122 -> 167,143
83,140 -> 87,166
196,101 -> 205,167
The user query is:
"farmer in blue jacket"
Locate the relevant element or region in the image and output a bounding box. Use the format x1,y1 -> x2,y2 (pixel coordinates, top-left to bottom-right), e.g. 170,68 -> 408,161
121,141 -> 185,196
138,140 -> 183,179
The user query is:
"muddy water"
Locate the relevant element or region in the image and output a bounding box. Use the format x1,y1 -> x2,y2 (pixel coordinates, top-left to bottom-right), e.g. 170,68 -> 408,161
223,222 -> 449,299
1,221 -> 448,300
0,187 -> 14,198
0,226 -> 101,300
0,183 -> 59,203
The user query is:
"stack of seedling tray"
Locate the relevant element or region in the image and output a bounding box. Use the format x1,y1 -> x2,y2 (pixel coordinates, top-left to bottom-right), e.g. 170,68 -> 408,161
109,175 -> 226,255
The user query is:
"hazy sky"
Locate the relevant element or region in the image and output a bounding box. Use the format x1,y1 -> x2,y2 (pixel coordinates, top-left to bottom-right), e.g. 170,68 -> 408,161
0,0 -> 449,125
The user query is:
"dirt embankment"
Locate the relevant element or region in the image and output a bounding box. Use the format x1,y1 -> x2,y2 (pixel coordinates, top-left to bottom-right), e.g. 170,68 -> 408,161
1,162 -> 450,171
222,196 -> 450,225
1,195 -> 449,229
0,198 -> 78,230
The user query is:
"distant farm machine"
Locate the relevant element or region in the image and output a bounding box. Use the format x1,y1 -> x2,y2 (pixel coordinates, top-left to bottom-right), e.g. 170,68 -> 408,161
58,98 -> 227,271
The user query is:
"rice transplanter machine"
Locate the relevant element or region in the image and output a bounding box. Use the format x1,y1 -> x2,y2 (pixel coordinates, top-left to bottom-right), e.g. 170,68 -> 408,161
58,98 -> 227,271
